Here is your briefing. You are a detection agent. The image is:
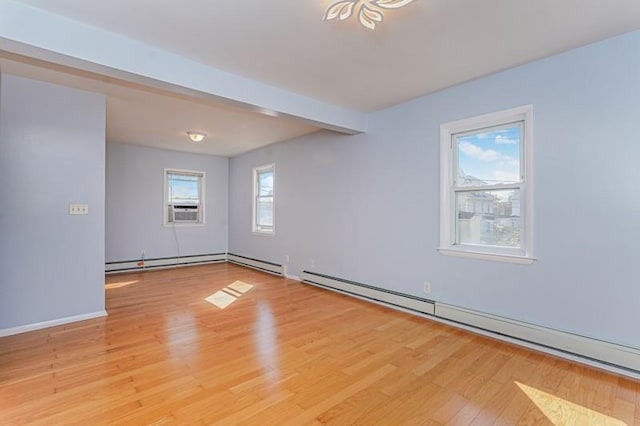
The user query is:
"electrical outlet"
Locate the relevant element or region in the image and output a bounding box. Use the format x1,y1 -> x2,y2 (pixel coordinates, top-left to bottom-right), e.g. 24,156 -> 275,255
285,254 -> 290,262
423,281 -> 432,294
310,259 -> 315,269
141,249 -> 146,260
69,203 -> 89,215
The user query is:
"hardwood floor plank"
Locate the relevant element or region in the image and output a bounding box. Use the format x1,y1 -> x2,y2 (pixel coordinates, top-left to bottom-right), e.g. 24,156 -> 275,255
447,379 -> 504,424
429,393 -> 469,424
611,397 -> 635,426
315,388 -> 389,424
0,263 -> 637,425
282,363 -> 398,425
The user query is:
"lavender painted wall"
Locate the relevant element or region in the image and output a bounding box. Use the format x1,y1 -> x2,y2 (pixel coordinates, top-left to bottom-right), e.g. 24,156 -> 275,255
228,31 -> 640,349
106,143 -> 228,262
0,74 -> 106,330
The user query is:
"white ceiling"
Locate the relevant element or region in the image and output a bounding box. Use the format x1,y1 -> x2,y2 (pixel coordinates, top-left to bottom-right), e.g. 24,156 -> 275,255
0,56 -> 319,157
3,0 -> 640,156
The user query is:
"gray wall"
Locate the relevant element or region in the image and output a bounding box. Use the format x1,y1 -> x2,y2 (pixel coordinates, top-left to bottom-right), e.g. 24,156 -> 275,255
106,143 -> 228,262
229,31 -> 640,349
0,73 -> 106,330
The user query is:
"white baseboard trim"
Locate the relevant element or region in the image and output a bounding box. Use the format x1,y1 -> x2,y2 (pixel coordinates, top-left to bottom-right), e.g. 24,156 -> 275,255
103,257 -> 640,378
300,269 -> 640,380
227,253 -> 284,276
106,253 -> 226,274
435,303 -> 640,379
301,270 -> 435,316
285,274 -> 301,281
284,269 -> 301,281
0,310 -> 108,337
427,313 -> 640,381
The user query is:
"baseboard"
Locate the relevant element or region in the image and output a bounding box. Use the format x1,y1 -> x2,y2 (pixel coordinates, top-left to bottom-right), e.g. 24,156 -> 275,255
106,252 -> 283,276
0,310 -> 108,337
285,273 -> 301,281
106,253 -> 226,274
103,255 -> 640,378
300,270 -> 640,379
435,303 -> 640,377
301,270 -> 435,315
227,253 -> 284,276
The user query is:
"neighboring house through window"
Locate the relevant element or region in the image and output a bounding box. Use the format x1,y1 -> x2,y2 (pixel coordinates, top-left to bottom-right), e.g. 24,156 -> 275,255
439,105 -> 534,264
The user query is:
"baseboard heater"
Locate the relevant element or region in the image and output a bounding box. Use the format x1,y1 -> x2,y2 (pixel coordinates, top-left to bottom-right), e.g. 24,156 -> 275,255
435,303 -> 640,376
301,270 -> 640,378
106,253 -> 227,273
227,253 -> 284,276
301,270 -> 435,315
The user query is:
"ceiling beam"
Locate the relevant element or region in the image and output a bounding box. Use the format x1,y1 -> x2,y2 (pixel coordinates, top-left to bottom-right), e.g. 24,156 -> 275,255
0,0 -> 367,134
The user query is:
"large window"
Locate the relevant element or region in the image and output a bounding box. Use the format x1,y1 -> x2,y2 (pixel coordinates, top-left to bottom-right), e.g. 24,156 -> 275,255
164,169 -> 205,225
253,164 -> 274,235
439,106 -> 534,264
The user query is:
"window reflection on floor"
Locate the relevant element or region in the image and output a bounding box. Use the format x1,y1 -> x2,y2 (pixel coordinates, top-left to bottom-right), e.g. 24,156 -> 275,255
255,301 -> 280,385
165,313 -> 199,361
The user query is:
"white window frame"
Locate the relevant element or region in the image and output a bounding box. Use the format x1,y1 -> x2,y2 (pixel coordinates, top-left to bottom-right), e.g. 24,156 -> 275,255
252,163 -> 275,236
163,168 -> 205,226
439,105 -> 535,264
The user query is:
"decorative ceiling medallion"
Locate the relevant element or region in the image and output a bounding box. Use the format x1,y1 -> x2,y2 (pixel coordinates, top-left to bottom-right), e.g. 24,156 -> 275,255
323,0 -> 417,30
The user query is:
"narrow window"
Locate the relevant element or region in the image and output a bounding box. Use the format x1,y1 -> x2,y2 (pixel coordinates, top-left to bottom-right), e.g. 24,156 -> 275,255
439,106 -> 534,264
253,164 -> 275,235
164,169 -> 204,225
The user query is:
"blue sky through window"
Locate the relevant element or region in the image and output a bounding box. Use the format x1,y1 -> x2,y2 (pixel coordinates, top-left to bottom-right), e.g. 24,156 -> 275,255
258,171 -> 273,196
456,123 -> 521,185
168,174 -> 199,203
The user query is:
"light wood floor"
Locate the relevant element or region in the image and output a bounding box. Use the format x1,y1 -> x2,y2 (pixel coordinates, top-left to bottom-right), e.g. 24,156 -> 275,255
1,263 -> 638,425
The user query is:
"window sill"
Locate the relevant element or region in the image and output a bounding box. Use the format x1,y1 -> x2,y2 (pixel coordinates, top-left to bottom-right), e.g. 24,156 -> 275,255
252,231 -> 275,237
438,248 -> 536,265
163,223 -> 205,227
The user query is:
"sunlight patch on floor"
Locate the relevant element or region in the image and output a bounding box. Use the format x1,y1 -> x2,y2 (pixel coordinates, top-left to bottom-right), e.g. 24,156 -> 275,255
224,288 -> 243,297
228,281 -> 254,293
105,280 -> 138,290
205,291 -> 237,309
205,281 -> 254,309
515,381 -> 626,425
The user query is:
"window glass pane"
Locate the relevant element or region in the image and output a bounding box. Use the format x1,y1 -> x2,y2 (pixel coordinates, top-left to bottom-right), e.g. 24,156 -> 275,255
168,174 -> 200,204
257,197 -> 273,227
455,189 -> 520,248
258,171 -> 273,196
455,123 -> 521,187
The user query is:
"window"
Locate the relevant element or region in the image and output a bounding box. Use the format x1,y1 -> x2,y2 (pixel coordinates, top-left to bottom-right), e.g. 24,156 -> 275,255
164,169 -> 205,225
439,105 -> 534,264
253,164 -> 274,235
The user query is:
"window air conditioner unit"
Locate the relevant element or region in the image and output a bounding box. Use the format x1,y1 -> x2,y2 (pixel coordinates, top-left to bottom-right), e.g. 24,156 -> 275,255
171,205 -> 199,223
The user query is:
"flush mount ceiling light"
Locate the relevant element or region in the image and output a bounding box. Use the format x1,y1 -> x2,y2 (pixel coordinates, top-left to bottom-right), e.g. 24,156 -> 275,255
187,131 -> 206,143
323,0 -> 417,30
